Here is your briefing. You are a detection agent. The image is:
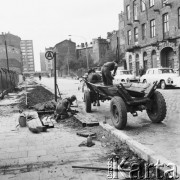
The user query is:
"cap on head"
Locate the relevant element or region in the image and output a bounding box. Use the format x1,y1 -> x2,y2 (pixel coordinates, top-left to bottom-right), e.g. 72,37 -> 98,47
70,95 -> 76,101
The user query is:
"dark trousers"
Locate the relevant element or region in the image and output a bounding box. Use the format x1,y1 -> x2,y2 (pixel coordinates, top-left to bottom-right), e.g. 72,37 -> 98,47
101,67 -> 113,86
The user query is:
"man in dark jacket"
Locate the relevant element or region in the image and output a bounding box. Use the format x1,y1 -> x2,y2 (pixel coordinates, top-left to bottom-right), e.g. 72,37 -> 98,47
55,95 -> 77,120
87,68 -> 102,83
101,60 -> 118,85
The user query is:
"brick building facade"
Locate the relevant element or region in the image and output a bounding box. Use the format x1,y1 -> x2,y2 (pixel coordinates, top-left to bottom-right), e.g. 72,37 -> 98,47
0,33 -> 22,73
92,37 -> 109,64
123,0 -> 180,76
54,40 -> 77,76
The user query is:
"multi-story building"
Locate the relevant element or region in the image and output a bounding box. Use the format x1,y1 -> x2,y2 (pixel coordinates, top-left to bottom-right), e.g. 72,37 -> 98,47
40,52 -> 46,72
76,42 -> 93,68
0,32 -> 22,73
123,0 -> 180,76
92,37 -> 109,64
54,40 -> 77,76
20,40 -> 35,73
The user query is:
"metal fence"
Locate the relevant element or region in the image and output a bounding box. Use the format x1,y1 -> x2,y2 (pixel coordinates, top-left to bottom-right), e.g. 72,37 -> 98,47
0,68 -> 19,99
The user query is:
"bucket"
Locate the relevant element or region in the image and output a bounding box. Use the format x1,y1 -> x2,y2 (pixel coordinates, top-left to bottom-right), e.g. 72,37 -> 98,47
18,114 -> 27,127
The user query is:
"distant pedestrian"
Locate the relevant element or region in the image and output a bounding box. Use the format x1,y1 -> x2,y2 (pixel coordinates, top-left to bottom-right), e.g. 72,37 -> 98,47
39,74 -> 41,80
101,60 -> 118,86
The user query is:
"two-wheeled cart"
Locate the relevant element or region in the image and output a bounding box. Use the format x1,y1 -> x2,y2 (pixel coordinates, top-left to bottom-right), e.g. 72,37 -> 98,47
83,80 -> 167,130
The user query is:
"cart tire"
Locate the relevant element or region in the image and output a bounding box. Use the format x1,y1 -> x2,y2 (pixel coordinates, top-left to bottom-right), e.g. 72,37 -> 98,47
147,91 -> 166,123
110,96 -> 127,130
84,90 -> 91,113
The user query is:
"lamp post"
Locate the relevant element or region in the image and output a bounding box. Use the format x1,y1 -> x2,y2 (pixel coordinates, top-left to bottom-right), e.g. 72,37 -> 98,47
68,35 -> 89,70
2,33 -> 9,71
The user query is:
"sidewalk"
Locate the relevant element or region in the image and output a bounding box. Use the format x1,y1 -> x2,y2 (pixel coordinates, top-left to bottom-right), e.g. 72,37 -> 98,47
0,80 -> 126,180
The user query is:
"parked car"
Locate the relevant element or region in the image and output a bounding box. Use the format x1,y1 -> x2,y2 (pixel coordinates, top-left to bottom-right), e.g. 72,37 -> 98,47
113,70 -> 137,84
140,68 -> 179,89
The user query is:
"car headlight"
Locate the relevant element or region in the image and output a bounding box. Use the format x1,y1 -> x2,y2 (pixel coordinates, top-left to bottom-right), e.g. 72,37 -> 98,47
167,77 -> 171,83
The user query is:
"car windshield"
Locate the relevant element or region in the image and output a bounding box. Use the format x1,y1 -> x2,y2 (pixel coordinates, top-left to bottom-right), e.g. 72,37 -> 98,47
158,69 -> 174,74
119,71 -> 131,75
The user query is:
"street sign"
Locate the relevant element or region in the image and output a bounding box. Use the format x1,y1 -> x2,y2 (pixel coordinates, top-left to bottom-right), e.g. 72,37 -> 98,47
45,51 -> 54,60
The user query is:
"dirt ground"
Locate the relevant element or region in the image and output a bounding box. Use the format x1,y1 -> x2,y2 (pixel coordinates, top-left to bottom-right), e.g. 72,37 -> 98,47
1,82 -> 158,179
22,85 -> 147,172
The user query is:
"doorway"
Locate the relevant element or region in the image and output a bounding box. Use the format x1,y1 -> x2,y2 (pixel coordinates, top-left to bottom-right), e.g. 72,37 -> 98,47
161,47 -> 174,68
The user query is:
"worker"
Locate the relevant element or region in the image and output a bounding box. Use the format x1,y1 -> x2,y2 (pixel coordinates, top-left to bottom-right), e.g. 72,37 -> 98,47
55,95 -> 77,121
101,60 -> 118,86
39,74 -> 41,81
87,68 -> 102,83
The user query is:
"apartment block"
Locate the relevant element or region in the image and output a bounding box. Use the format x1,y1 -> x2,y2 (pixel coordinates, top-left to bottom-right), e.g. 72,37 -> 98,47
0,33 -> 22,73
20,40 -> 35,73
123,0 -> 180,75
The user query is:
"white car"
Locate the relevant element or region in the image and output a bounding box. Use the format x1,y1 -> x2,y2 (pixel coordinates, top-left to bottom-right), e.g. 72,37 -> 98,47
140,68 -> 179,89
113,70 -> 137,84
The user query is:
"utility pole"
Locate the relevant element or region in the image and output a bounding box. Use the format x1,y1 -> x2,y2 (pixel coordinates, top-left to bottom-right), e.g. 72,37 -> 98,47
53,52 -> 57,102
3,33 -> 9,71
67,47 -> 70,76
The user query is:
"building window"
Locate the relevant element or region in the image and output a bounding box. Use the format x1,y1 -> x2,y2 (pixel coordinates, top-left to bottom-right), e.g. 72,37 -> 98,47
163,13 -> 169,35
142,23 -> 146,40
143,52 -> 148,72
133,0 -> 138,20
162,0 -> 168,7
141,0 -> 146,11
135,54 -> 140,76
178,8 -> 180,29
150,19 -> 155,38
149,0 -> 154,7
126,5 -> 130,20
129,55 -> 132,72
127,30 -> 132,45
134,27 -> 138,43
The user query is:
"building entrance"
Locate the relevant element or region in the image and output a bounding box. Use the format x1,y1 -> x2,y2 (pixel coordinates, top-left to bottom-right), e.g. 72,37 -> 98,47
161,47 -> 174,68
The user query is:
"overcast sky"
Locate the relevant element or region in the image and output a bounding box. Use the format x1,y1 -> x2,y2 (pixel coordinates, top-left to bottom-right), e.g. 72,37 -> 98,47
1,0 -> 124,71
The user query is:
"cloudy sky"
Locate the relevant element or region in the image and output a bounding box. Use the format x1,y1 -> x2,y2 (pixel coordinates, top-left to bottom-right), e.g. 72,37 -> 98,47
1,0 -> 124,71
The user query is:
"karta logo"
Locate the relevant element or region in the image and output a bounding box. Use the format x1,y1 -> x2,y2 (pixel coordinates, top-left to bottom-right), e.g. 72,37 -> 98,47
107,157 -> 179,180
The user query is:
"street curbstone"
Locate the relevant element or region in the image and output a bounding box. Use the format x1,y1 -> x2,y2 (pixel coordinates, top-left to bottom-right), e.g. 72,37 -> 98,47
99,122 -> 180,177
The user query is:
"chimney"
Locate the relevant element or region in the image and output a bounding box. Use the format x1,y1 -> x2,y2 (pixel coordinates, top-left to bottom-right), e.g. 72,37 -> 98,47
81,43 -> 84,48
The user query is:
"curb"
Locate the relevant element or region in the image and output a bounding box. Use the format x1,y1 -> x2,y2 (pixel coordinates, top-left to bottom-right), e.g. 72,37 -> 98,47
100,122 -> 180,177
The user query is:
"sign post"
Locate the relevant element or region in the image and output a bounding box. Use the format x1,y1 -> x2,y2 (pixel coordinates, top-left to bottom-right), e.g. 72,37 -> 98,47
53,52 -> 57,102
45,51 -> 57,102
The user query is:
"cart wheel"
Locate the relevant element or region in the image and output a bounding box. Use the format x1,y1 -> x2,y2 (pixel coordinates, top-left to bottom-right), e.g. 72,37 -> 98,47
147,91 -> 166,123
84,90 -> 91,113
110,96 -> 127,130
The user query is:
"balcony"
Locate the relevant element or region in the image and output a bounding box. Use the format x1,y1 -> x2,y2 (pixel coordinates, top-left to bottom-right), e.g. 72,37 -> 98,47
126,44 -> 141,52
